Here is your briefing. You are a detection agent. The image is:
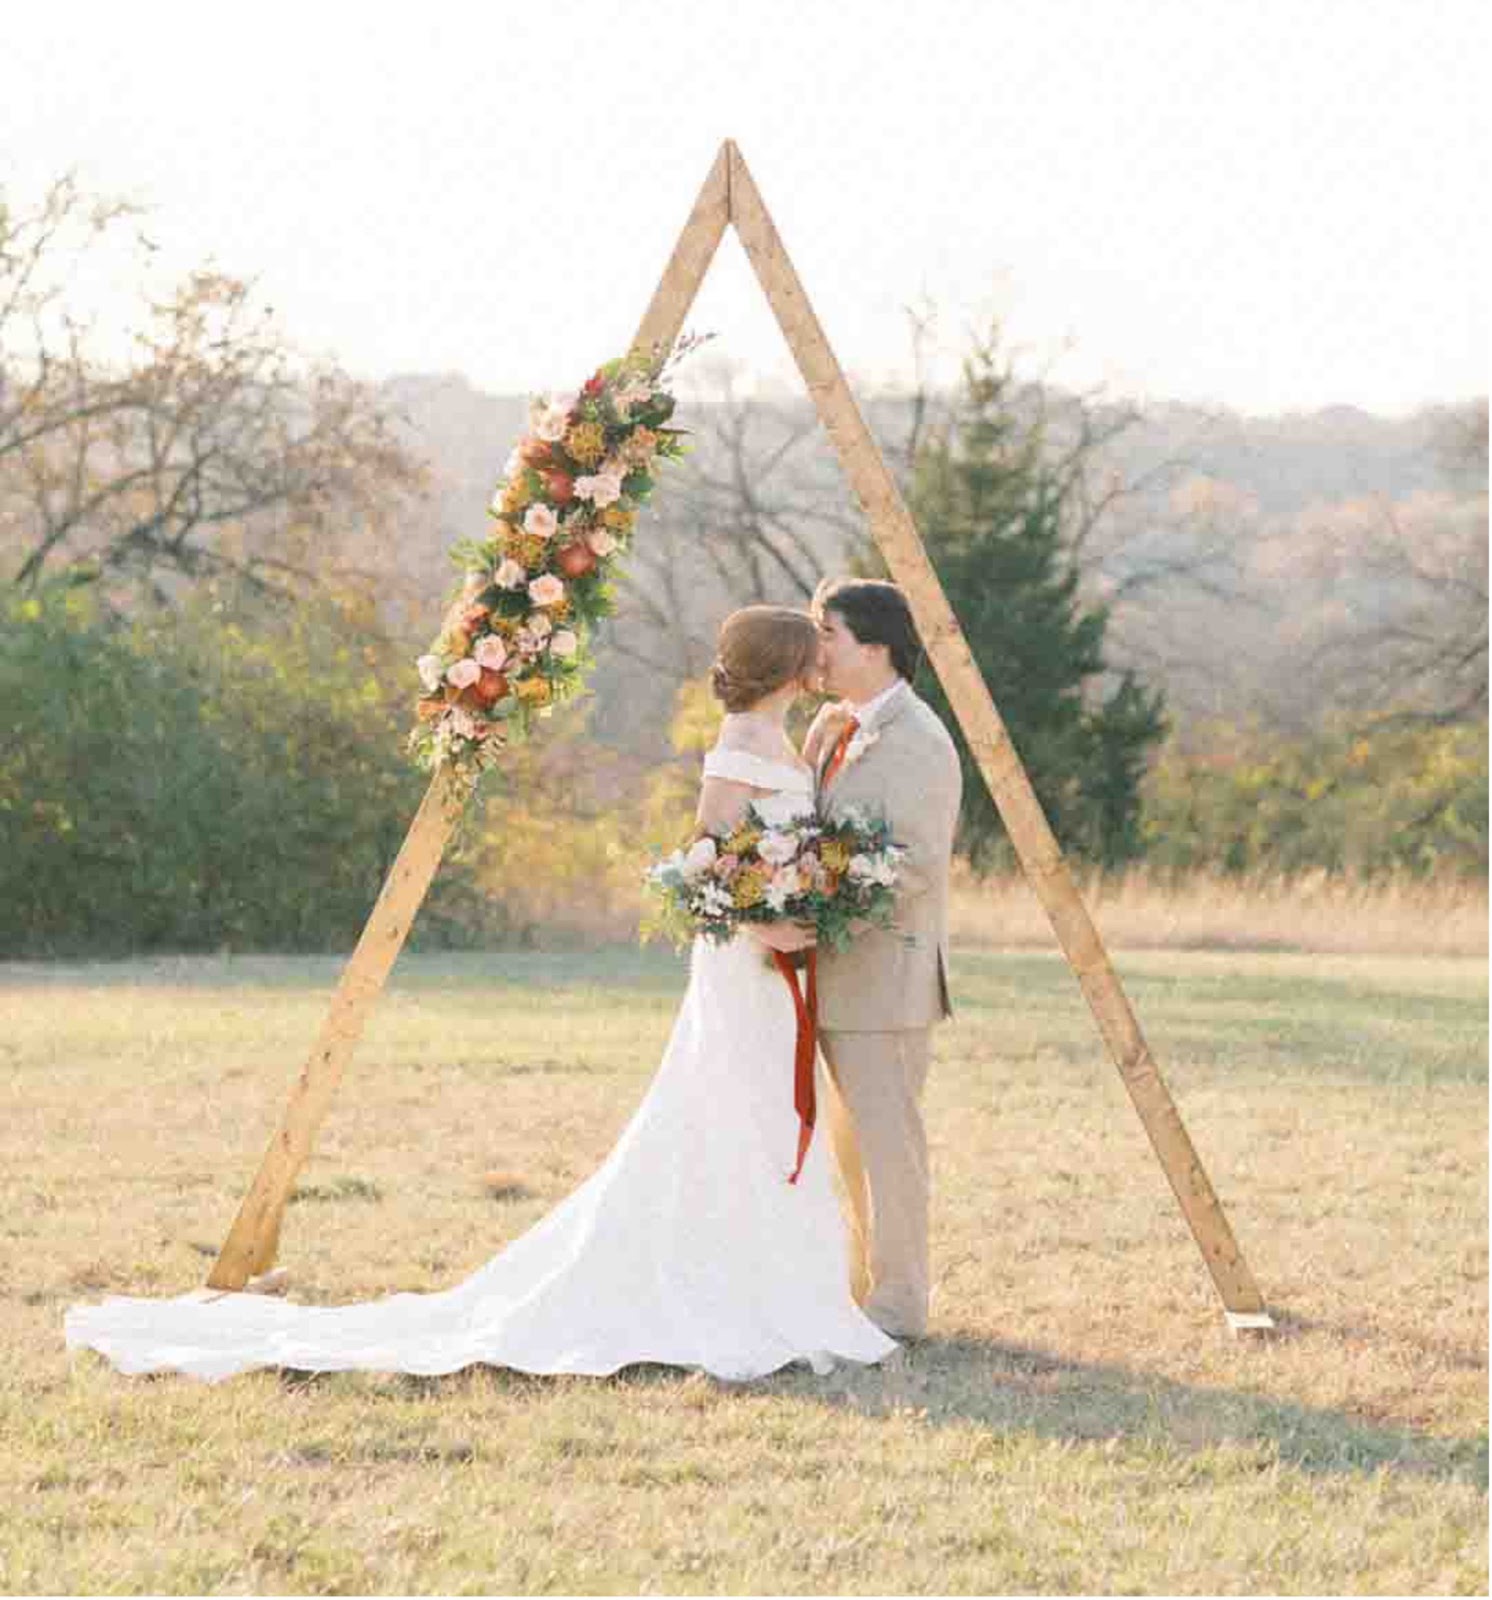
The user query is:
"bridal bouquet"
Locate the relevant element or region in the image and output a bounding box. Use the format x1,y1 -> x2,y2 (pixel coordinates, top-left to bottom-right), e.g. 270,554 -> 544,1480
643,800 -> 905,952
410,336 -> 708,781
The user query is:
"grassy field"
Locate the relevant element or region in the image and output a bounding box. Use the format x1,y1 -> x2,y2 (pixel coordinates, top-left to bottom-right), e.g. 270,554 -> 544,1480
0,940 -> 1485,1594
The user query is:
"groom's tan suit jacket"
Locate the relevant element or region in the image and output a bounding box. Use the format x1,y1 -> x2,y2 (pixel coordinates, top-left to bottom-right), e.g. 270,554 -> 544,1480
815,681 -> 961,1031
813,679 -> 961,1338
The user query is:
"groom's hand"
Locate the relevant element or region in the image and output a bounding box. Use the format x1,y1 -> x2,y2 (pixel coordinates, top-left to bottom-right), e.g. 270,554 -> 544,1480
752,921 -> 818,953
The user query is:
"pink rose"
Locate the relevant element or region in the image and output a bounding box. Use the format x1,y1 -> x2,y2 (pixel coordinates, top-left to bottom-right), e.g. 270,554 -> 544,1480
613,381 -> 652,419
549,629 -> 579,659
528,573 -> 565,607
523,504 -> 558,540
473,635 -> 508,671
587,526 -> 619,558
446,658 -> 481,689
574,470 -> 624,508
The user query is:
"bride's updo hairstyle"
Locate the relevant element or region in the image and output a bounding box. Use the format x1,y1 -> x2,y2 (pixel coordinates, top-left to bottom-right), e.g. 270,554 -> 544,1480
709,605 -> 818,713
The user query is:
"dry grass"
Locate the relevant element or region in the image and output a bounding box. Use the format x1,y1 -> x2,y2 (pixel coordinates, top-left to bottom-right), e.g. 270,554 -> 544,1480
0,943 -> 1485,1594
948,867 -> 1489,958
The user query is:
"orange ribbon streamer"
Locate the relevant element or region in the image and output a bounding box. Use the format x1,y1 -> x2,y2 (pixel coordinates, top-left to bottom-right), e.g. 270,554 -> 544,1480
772,948 -> 818,1184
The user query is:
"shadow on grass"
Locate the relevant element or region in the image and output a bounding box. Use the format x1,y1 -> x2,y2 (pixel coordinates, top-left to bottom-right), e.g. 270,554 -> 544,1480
762,1332 -> 1490,1490
265,1330 -> 1487,1493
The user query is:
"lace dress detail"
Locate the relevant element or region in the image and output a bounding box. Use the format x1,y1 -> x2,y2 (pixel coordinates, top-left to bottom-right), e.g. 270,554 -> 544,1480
65,746 -> 893,1383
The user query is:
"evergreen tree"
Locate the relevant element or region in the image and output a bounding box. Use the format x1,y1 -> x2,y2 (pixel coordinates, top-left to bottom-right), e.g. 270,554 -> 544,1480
905,343 -> 1166,871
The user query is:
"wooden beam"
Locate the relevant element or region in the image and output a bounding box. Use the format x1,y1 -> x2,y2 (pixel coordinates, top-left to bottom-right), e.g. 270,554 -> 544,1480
632,143 -> 731,356
206,767 -> 470,1289
725,142 -> 1268,1319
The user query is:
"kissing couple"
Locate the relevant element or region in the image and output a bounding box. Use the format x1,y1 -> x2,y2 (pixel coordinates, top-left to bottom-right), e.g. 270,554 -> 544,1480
65,578 -> 963,1382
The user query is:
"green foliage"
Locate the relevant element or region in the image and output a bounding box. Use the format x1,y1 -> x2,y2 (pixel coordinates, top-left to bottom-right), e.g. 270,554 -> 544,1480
1143,721 -> 1489,881
0,583 -> 501,955
906,343 -> 1166,871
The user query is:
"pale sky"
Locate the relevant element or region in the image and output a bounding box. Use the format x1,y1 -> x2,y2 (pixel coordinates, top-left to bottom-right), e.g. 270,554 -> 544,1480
5,0 -> 1487,416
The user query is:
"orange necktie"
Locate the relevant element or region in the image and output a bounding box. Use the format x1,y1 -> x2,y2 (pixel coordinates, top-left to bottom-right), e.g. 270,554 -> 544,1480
821,715 -> 860,789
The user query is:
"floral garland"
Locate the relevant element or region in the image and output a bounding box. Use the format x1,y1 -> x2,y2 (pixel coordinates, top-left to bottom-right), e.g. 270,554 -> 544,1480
411,337 -> 704,780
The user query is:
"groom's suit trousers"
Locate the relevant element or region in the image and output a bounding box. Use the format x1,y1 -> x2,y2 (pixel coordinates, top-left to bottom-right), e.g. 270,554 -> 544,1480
818,1026 -> 932,1338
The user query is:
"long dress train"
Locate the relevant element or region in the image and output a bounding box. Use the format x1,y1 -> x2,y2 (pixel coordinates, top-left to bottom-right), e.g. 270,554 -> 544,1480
64,750 -> 896,1382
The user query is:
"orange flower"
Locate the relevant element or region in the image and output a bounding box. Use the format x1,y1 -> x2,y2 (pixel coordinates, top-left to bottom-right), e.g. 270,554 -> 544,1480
564,420 -> 606,467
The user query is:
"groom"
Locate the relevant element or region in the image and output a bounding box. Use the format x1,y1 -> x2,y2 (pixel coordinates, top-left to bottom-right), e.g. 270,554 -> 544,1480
808,577 -> 961,1340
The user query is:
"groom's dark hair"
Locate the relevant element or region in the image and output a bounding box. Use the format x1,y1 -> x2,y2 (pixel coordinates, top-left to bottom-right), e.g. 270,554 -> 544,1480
812,578 -> 923,681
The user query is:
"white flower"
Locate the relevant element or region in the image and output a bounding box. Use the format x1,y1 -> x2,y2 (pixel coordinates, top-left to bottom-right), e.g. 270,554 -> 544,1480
523,503 -> 558,540
755,793 -> 815,829
473,635 -> 507,672
848,851 -> 898,887
446,657 -> 480,689
764,879 -> 794,914
574,470 -> 624,508
503,447 -> 525,480
699,883 -> 734,916
528,573 -> 565,607
845,727 -> 880,765
527,610 -> 553,640
757,830 -> 799,867
495,557 -> 526,588
448,707 -> 479,739
416,653 -> 444,693
682,836 -> 718,879
530,399 -> 570,443
764,864 -> 802,912
549,629 -> 579,659
587,526 -> 619,558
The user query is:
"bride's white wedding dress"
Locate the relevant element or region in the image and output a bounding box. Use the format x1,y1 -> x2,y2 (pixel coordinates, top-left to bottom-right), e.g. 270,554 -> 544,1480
65,749 -> 896,1383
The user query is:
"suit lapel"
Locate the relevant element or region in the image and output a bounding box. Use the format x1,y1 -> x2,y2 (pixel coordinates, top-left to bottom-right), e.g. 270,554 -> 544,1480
819,681 -> 913,801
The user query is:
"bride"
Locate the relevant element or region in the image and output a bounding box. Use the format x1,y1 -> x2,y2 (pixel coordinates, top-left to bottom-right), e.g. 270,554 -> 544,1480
65,605 -> 897,1383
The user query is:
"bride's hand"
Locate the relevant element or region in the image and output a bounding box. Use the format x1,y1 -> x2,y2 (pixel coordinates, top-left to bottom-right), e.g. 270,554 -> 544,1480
800,701 -> 851,768
751,921 -> 818,953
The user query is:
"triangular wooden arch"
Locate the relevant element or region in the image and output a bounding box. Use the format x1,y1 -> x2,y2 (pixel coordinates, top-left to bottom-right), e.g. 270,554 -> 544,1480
208,141 -> 1271,1331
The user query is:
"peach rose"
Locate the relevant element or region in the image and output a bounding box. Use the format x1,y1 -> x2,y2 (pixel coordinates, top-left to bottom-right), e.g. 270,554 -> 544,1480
473,635 -> 508,671
523,503 -> 558,540
528,573 -> 565,607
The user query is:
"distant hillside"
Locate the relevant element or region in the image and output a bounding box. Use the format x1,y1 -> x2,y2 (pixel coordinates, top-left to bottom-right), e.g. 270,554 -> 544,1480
377,372 -> 1486,745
